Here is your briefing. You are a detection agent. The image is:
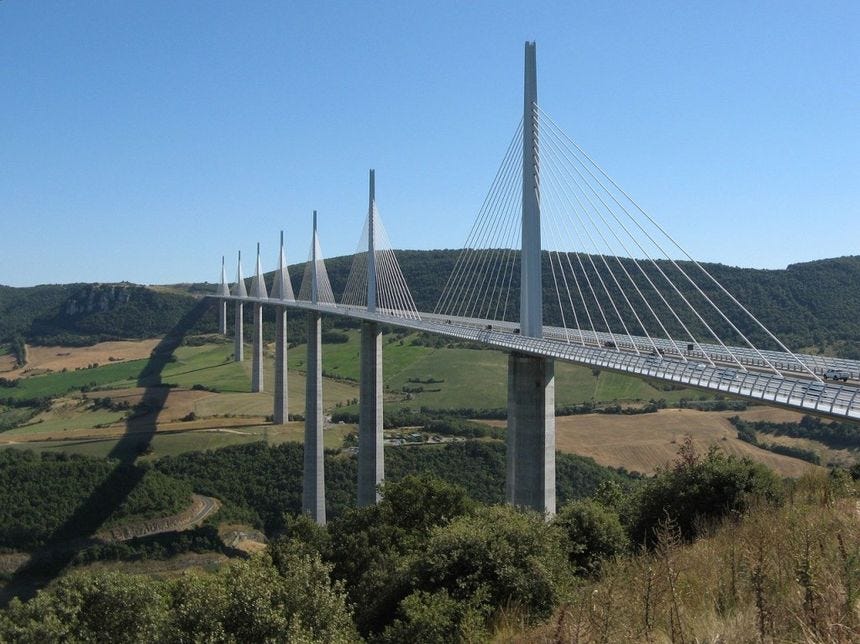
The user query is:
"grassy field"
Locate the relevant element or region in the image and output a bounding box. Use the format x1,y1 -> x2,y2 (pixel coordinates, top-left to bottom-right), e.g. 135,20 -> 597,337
3,340 -> 160,379
160,344 -> 250,393
6,407 -> 126,436
286,330 -> 708,412
4,360 -> 148,400
1,334 -> 819,471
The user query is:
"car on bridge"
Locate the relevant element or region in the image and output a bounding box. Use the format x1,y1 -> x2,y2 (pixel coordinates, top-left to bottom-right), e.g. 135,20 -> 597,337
823,368 -> 851,382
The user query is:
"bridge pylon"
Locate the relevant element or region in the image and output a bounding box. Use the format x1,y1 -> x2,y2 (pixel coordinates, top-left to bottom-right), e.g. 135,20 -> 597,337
272,230 -> 292,425
507,41 -> 556,516
217,256 -> 228,335
303,211 -> 326,524
358,169 -> 384,506
233,251 -> 247,362
251,243 -> 268,393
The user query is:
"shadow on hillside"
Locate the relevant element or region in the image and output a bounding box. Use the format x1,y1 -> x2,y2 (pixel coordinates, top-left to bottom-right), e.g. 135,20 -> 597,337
0,299 -> 213,606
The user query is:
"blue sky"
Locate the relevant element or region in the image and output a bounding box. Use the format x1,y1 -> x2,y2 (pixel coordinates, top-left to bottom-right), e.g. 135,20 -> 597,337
1,1 -> 857,287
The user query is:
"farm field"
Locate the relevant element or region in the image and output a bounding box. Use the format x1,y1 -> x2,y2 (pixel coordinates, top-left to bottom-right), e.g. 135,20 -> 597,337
0,340 -> 161,379
2,335 -> 840,476
548,408 -> 819,477
2,419 -> 356,460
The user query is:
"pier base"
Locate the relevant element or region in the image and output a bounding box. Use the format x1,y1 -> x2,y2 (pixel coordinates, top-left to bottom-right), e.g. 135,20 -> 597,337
506,352 -> 556,516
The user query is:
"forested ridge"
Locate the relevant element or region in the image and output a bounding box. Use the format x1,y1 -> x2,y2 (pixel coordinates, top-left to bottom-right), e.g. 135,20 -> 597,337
3,252 -> 860,355
0,283 -> 216,347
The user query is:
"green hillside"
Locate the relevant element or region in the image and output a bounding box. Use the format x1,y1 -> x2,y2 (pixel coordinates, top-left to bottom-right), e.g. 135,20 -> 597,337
0,283 -> 216,346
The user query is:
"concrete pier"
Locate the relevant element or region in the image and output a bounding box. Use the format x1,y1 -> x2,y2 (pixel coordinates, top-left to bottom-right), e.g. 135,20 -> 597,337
358,321 -> 383,506
218,300 -> 227,335
234,303 -> 244,362
273,306 -> 288,424
217,255 -> 229,335
233,251 -> 247,362
251,303 -> 264,392
507,352 -> 556,516
303,311 -> 325,524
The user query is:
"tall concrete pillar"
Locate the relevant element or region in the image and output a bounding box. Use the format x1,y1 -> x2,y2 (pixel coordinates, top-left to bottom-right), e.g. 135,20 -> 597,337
272,230 -> 292,426
234,303 -> 244,362
273,306 -> 288,424
217,255 -> 229,335
303,311 -> 325,524
233,251 -> 247,363
250,242 -> 268,392
520,41 -> 542,340
507,42 -> 555,516
357,169 -> 384,506
507,352 -> 555,515
218,300 -> 227,335
358,321 -> 383,506
251,303 -> 264,392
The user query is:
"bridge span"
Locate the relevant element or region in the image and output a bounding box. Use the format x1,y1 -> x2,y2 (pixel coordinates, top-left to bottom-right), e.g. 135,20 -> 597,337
218,294 -> 860,423
209,42 -> 857,522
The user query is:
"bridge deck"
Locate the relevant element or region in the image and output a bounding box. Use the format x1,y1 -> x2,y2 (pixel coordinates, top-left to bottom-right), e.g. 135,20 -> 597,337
215,295 -> 860,422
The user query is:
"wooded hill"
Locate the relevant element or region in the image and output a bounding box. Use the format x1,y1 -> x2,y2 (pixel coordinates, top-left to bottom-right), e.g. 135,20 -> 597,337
2,252 -> 859,356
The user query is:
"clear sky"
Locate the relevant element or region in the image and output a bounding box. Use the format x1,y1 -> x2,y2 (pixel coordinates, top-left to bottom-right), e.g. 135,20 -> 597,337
1,1 -> 857,287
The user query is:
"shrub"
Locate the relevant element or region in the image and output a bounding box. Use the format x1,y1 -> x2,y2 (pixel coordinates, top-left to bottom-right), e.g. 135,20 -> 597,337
410,505 -> 572,624
554,499 -> 629,576
625,437 -> 783,547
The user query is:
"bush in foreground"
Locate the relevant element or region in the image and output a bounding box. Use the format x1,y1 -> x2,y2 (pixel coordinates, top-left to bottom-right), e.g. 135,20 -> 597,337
625,437 -> 783,547
0,552 -> 358,643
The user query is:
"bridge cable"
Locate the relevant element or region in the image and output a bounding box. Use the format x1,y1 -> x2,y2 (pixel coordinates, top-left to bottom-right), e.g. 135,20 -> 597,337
538,106 -> 746,369
558,120 -> 817,378
435,120 -> 523,319
541,121 -> 675,358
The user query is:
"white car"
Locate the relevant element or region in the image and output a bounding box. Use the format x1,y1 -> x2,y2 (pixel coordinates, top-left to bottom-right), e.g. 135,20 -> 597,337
823,369 -> 851,382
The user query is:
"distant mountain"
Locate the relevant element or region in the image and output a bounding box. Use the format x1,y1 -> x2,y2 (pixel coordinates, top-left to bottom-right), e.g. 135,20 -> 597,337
2,253 -> 859,357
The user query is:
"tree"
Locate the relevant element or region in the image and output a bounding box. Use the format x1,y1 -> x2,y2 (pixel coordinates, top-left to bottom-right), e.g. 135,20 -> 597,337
625,437 -> 783,547
409,505 -> 573,625
554,499 -> 629,576
0,571 -> 169,642
327,475 -> 474,636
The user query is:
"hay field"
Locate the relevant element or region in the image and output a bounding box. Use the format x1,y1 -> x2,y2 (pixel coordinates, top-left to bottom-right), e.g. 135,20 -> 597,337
2,340 -> 161,379
552,408 -> 819,477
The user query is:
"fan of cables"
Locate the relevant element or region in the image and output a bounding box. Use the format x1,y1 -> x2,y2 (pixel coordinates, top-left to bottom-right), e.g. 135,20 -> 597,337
435,106 -> 814,378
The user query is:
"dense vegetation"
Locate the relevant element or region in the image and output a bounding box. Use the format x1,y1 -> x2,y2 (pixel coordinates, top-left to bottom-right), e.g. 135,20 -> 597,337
0,550 -> 358,642
0,450 -> 192,550
4,253 -> 860,355
154,440 -> 631,534
733,417 -> 823,464
3,443 -> 846,643
623,438 -> 783,547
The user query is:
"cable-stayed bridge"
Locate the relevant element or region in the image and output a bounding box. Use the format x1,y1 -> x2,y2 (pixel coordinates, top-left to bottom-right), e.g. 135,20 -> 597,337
210,43 -> 859,522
